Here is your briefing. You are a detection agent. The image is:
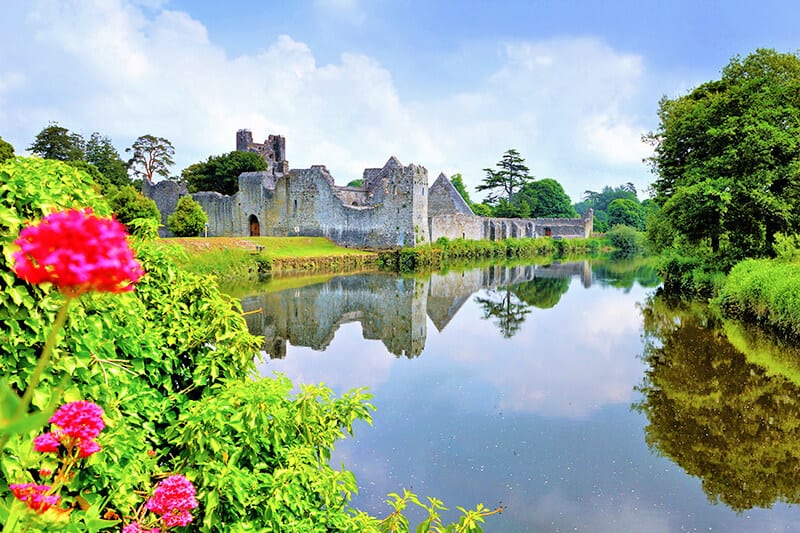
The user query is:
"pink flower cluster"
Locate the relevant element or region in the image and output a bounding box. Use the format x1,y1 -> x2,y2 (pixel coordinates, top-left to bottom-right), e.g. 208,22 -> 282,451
145,475 -> 198,528
9,483 -> 60,513
34,400 -> 105,458
12,208 -> 144,296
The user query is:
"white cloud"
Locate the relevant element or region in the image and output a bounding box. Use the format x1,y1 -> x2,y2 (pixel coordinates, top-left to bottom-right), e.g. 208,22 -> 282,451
1,2 -> 654,198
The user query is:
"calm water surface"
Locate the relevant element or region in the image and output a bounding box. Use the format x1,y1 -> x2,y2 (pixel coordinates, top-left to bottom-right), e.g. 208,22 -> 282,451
234,260 -> 800,532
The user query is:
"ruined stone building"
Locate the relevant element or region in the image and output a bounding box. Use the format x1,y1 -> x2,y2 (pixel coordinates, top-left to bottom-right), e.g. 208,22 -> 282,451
145,130 -> 593,246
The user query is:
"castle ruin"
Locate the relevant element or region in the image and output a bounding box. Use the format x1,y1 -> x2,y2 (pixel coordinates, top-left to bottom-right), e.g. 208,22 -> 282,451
145,131 -> 593,247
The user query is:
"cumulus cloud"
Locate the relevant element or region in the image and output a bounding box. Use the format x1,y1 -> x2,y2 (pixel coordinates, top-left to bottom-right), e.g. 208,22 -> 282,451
1,1 -> 654,197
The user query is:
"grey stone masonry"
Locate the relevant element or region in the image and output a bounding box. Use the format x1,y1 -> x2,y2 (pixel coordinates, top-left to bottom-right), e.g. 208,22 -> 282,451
145,130 -> 592,248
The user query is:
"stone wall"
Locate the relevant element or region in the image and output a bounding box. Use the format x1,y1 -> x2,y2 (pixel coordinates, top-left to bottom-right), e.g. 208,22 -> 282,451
145,130 -> 592,247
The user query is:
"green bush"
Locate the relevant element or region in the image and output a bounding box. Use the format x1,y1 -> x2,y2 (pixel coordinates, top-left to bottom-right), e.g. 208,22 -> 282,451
607,224 -> 645,256
167,195 -> 208,237
108,185 -> 160,230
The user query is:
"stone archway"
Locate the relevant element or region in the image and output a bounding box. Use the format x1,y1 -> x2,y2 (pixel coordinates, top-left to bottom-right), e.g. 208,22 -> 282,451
249,215 -> 261,236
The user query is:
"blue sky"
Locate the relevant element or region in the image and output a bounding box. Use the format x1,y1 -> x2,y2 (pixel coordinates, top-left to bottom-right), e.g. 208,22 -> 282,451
2,0 -> 798,202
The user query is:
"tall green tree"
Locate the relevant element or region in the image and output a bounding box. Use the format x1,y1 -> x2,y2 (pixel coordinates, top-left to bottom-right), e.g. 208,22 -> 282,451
477,149 -> 534,206
646,49 -> 800,260
518,178 -> 576,218
85,132 -> 129,189
28,122 -> 85,161
450,173 -> 472,205
0,136 -> 14,163
607,197 -> 645,230
182,151 -> 268,195
127,134 -> 175,184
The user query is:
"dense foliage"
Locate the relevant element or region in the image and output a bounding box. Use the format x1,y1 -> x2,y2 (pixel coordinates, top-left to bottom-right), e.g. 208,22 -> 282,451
646,49 -> 800,283
0,137 -> 14,164
107,185 -> 160,230
574,184 -> 645,233
167,196 -> 208,237
1,158 -> 498,531
606,224 -> 645,256
27,124 -> 131,196
28,123 -> 86,162
182,151 -> 268,195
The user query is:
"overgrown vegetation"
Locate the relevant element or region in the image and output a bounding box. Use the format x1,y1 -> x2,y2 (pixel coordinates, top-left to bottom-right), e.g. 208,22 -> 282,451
378,236 -> 608,272
645,49 -> 800,296
1,158 -> 501,531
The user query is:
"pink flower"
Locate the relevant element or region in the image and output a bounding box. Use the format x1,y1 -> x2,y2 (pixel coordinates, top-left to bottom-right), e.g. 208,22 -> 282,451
12,208 -> 144,296
33,431 -> 61,453
9,483 -> 60,513
145,475 -> 198,528
78,438 -> 101,458
50,400 -> 105,440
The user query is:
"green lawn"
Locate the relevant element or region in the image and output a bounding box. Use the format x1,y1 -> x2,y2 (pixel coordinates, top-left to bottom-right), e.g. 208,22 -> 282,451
164,236 -> 373,258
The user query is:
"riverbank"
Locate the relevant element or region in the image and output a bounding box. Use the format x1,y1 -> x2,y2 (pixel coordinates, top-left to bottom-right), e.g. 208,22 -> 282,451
162,235 -> 616,281
160,236 -> 378,281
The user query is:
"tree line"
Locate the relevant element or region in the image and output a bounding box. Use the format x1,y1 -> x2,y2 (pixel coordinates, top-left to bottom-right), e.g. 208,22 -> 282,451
454,147 -> 653,233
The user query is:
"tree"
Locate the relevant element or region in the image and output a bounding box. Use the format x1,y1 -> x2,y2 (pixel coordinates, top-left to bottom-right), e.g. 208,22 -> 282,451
182,151 -> 267,195
450,173 -> 472,205
607,198 -> 645,230
28,122 -> 85,161
85,132 -> 129,190
346,179 -> 363,187
108,185 -> 160,229
127,135 -> 175,184
0,136 -> 14,163
646,49 -> 800,260
477,149 -> 534,206
168,196 -> 208,237
518,178 -> 576,218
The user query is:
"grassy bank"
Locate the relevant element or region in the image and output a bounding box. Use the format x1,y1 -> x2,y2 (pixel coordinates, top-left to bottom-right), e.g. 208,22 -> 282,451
378,236 -> 610,272
160,236 -> 378,281
714,258 -> 800,341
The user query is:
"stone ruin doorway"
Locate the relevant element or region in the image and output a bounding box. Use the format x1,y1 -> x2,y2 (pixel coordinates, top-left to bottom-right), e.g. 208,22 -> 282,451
545,227 -> 552,237
249,215 -> 261,237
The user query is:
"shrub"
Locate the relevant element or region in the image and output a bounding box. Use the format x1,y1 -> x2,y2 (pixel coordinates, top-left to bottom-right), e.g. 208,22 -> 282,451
607,224 -> 645,256
108,185 -> 160,230
167,195 -> 208,237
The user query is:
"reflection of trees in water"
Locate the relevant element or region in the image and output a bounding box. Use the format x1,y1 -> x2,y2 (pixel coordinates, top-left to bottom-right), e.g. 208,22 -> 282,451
636,294 -> 800,512
510,277 -> 570,309
474,288 -> 531,338
474,275 -> 571,337
592,257 -> 661,290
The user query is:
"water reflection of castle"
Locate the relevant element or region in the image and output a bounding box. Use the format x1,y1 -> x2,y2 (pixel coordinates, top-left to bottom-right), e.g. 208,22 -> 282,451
241,261 -> 592,358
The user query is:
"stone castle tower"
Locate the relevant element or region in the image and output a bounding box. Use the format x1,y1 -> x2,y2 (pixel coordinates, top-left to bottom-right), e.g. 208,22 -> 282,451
236,129 -> 289,174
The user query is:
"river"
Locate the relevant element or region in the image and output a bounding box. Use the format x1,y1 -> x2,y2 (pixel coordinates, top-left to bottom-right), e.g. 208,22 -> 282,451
232,259 -> 800,532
